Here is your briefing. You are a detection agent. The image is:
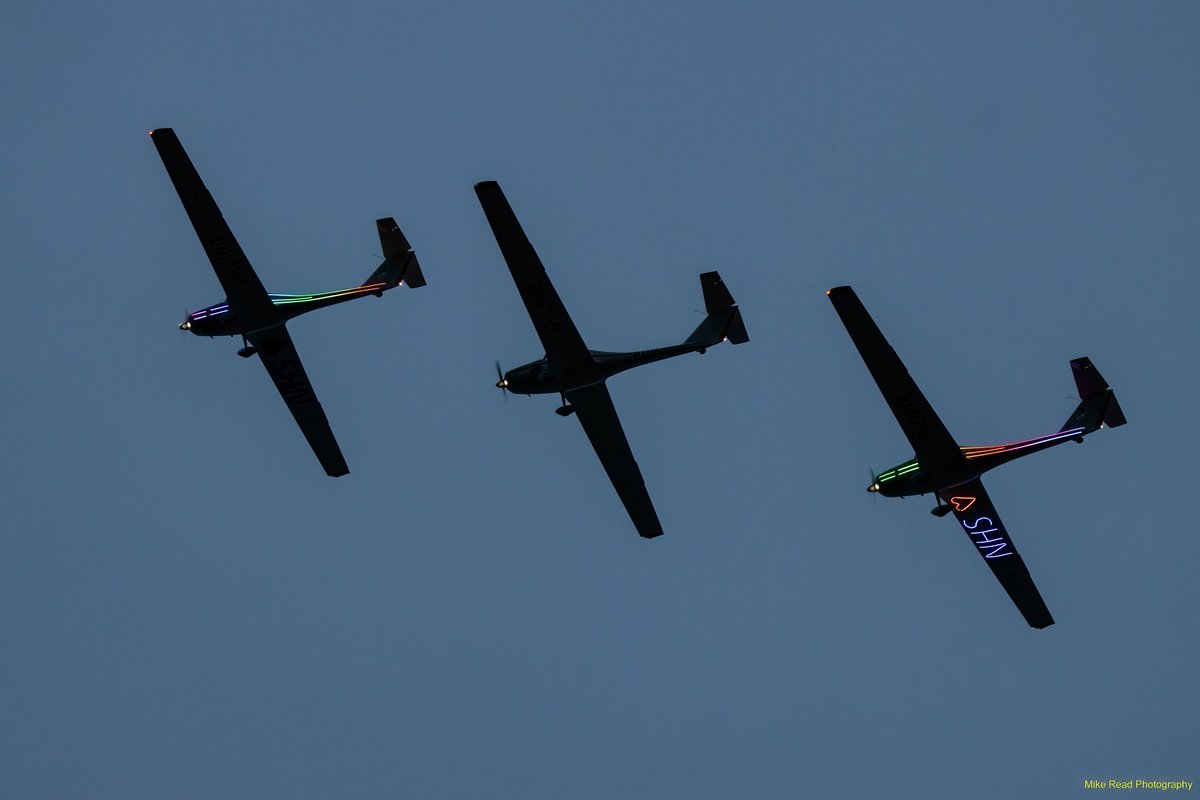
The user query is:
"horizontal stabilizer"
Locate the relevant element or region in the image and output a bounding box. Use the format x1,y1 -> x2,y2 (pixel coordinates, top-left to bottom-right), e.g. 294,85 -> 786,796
400,258 -> 426,288
1103,395 -> 1127,428
725,306 -> 749,345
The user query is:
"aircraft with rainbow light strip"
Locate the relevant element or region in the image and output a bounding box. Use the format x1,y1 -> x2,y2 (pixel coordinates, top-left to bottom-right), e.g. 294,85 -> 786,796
151,128 -> 426,478
828,286 -> 1126,629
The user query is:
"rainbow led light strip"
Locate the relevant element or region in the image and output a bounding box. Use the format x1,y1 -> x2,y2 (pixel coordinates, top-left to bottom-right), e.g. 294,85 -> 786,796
960,427 -> 1086,460
876,425 -> 1088,483
268,283 -> 386,305
187,284 -> 387,320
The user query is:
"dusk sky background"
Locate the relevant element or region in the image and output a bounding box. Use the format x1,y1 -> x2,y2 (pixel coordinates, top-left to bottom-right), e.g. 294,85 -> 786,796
2,3 -> 1196,797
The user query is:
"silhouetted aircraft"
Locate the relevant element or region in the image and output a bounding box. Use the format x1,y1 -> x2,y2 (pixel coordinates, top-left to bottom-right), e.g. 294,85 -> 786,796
476,181 -> 748,538
828,286 -> 1126,628
151,128 -> 426,477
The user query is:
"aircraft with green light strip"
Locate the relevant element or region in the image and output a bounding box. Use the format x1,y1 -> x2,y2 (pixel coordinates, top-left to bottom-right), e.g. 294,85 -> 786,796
476,181 -> 749,539
151,128 -> 426,478
827,286 -> 1126,629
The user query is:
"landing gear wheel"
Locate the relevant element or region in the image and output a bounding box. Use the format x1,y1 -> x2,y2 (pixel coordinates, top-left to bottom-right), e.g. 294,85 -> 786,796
931,494 -> 952,517
237,336 -> 257,358
555,392 -> 575,416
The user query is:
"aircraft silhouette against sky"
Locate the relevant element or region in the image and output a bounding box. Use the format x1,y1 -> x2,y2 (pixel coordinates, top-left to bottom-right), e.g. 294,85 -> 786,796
827,286 -> 1127,629
151,128 -> 426,478
475,181 -> 749,539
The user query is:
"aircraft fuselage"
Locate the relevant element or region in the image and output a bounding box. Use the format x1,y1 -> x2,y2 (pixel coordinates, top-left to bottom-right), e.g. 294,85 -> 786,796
870,425 -> 1089,498
501,342 -> 708,395
181,283 -> 387,337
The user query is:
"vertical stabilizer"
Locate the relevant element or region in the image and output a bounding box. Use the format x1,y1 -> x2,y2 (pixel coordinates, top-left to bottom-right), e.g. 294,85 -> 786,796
686,271 -> 749,346
362,218 -> 425,289
1061,357 -> 1126,432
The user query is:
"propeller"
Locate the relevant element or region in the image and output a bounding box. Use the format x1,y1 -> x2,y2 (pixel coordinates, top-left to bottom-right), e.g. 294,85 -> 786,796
494,360 -> 509,400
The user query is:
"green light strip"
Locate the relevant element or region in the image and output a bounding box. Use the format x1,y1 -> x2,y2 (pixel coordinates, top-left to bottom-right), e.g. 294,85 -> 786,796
878,461 -> 920,483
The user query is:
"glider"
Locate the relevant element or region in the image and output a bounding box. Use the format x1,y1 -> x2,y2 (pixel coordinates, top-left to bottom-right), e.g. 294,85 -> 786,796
477,181 -> 748,538
151,128 -> 426,477
828,286 -> 1126,628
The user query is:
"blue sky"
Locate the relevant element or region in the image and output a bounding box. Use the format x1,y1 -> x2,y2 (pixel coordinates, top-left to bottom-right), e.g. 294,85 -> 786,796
2,2 -> 1196,797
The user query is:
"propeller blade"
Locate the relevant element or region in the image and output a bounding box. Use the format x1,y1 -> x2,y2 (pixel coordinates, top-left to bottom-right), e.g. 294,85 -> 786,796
495,360 -> 508,401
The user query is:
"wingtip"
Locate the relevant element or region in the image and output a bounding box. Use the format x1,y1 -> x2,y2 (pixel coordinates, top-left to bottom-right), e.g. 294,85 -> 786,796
640,529 -> 665,540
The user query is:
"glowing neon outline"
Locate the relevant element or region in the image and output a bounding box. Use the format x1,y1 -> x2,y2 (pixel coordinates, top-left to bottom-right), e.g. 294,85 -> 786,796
269,283 -> 386,305
949,496 -> 975,512
980,542 -> 1012,559
187,284 -> 387,320
961,427 -> 1086,459
877,459 -> 921,484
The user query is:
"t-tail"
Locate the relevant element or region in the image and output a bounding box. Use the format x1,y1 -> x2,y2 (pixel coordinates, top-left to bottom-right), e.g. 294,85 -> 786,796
361,217 -> 426,293
684,271 -> 749,348
1060,357 -> 1127,435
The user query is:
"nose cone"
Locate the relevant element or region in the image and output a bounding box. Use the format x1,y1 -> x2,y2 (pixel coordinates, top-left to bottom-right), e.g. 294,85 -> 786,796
867,482 -> 880,493
496,377 -> 508,389
179,319 -> 192,331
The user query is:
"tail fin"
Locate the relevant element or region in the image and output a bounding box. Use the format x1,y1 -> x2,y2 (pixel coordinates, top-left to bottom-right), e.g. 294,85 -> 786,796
1060,357 -> 1127,433
361,217 -> 426,290
685,271 -> 749,347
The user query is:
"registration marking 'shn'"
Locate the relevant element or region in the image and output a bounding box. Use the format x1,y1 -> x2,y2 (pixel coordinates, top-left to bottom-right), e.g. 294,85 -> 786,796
961,515 -> 1013,559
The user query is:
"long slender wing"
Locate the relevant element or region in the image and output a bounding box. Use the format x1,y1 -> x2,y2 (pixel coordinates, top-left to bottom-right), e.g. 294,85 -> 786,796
564,383 -> 663,539
827,286 -> 963,469
945,478 -> 1054,629
474,181 -> 592,368
150,128 -> 272,311
246,325 -> 349,478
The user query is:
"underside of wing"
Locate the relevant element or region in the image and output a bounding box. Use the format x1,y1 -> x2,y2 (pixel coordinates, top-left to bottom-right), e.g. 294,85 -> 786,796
565,383 -> 663,539
945,478 -> 1054,629
474,181 -> 592,368
247,325 -> 349,478
150,128 -> 272,311
827,286 -> 963,469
